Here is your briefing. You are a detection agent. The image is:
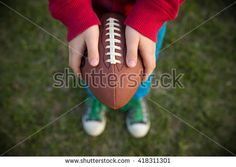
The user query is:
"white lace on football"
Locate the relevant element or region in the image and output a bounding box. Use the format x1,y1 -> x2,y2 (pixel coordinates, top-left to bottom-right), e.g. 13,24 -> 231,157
105,17 -> 122,64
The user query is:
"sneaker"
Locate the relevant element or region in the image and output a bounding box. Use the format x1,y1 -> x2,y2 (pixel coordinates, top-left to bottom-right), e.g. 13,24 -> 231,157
82,97 -> 107,136
125,99 -> 150,138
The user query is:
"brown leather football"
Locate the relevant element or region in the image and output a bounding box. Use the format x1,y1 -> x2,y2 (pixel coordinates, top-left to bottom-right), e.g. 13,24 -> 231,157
81,13 -> 144,109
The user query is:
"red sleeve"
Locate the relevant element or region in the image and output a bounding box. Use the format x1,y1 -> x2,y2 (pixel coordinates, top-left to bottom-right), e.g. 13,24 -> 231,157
125,0 -> 183,42
48,0 -> 100,41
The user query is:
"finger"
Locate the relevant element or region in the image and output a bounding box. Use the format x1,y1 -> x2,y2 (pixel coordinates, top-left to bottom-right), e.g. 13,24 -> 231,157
69,52 -> 82,77
125,26 -> 139,68
139,43 -> 156,81
68,38 -> 85,76
142,55 -> 156,81
85,26 -> 99,66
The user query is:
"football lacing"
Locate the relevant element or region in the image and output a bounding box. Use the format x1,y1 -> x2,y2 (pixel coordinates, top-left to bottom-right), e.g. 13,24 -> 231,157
105,17 -> 122,64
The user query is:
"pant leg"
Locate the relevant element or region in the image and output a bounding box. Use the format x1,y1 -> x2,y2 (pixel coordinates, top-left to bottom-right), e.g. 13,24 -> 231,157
133,22 -> 167,99
85,84 -> 94,97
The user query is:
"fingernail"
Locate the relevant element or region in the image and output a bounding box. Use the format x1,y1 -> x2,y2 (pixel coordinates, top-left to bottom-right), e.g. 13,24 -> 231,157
90,59 -> 98,66
127,60 -> 136,67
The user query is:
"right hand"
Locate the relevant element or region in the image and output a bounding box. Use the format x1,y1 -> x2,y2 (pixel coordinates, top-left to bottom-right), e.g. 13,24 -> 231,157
68,25 -> 99,76
125,26 -> 156,81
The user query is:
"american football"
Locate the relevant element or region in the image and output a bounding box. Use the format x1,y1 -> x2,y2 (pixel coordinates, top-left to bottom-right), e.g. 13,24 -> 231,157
81,13 -> 144,109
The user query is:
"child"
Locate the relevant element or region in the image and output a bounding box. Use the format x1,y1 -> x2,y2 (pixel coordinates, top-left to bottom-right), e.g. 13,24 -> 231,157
49,0 -> 183,138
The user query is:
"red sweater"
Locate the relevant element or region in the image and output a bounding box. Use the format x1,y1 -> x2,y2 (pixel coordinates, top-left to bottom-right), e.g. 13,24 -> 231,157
49,0 -> 183,42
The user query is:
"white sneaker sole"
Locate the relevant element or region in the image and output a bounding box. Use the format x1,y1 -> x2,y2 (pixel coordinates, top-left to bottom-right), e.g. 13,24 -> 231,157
82,117 -> 106,137
126,120 -> 151,138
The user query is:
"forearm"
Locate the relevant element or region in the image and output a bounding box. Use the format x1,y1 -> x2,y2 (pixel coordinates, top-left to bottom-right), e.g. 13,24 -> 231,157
48,0 -> 100,41
125,0 -> 183,42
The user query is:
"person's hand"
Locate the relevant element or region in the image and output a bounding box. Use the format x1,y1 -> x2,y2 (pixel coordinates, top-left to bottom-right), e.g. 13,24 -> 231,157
125,26 -> 156,81
68,25 -> 99,76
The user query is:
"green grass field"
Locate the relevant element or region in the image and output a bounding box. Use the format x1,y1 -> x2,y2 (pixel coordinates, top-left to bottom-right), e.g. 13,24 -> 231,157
0,0 -> 235,155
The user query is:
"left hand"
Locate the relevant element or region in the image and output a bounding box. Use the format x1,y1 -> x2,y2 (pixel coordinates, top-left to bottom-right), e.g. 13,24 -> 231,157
125,26 -> 156,81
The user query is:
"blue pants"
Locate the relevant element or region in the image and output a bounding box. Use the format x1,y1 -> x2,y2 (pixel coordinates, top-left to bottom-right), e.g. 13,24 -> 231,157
86,22 -> 167,99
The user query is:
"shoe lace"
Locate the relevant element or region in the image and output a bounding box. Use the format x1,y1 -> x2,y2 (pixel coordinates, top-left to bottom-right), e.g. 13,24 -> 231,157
130,100 -> 144,122
88,99 -> 103,120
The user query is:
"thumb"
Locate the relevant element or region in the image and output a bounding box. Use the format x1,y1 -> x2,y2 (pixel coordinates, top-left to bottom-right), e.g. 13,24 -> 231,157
125,26 -> 139,68
85,26 -> 99,66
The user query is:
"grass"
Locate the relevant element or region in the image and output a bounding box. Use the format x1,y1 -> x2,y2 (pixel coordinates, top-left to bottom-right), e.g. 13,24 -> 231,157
0,0 -> 235,155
